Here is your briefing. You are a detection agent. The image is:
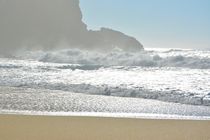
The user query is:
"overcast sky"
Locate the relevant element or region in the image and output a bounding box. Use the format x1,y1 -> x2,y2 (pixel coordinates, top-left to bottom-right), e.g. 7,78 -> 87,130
80,0 -> 210,49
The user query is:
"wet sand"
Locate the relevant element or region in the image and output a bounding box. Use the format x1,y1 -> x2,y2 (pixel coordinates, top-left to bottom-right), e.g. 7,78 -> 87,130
0,114 -> 210,140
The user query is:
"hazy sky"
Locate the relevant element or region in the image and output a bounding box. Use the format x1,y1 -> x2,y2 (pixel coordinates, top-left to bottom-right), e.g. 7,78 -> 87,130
80,0 -> 210,49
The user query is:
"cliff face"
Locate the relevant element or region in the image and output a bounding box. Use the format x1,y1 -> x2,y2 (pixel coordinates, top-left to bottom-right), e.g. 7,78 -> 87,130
0,0 -> 143,55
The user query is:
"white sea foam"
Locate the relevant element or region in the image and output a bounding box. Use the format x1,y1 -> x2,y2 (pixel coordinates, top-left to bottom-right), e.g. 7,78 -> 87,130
14,48 -> 210,69
0,48 -> 210,106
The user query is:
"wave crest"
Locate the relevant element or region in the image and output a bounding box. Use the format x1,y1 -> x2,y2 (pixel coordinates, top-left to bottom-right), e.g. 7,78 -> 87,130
17,48 -> 210,69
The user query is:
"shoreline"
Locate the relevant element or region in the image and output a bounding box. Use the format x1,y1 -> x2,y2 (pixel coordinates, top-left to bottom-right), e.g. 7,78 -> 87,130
1,110 -> 210,121
0,114 -> 210,140
1,86 -> 210,117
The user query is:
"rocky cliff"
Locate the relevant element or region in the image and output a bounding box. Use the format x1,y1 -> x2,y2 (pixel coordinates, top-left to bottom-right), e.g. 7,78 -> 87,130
0,0 -> 143,55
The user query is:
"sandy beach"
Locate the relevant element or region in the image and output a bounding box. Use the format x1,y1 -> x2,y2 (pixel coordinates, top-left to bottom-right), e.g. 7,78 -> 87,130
0,114 -> 210,140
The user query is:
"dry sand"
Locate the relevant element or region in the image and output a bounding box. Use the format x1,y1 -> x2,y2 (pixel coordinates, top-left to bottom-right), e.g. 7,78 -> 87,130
0,114 -> 210,140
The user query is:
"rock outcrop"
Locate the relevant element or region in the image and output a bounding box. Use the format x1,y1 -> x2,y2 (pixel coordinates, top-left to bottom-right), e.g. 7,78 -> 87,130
0,0 -> 143,55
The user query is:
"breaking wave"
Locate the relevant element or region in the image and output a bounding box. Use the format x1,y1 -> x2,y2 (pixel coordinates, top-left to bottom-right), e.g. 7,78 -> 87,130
0,48 -> 210,106
16,48 -> 210,69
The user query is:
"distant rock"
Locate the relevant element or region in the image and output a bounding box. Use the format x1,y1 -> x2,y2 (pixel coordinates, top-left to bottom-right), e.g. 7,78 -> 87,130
86,28 -> 143,52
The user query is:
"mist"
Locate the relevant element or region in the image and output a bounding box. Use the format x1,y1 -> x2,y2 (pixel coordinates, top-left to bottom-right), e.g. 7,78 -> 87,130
0,0 -> 143,56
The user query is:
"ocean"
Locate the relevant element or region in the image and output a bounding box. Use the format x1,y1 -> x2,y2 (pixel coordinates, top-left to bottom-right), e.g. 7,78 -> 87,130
0,48 -> 210,119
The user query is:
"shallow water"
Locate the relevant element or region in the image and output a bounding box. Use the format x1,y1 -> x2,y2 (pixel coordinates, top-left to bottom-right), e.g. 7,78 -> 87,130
1,86 -> 210,119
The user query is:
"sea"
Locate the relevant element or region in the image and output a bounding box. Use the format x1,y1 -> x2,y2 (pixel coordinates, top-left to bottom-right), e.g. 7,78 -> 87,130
0,48 -> 210,119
